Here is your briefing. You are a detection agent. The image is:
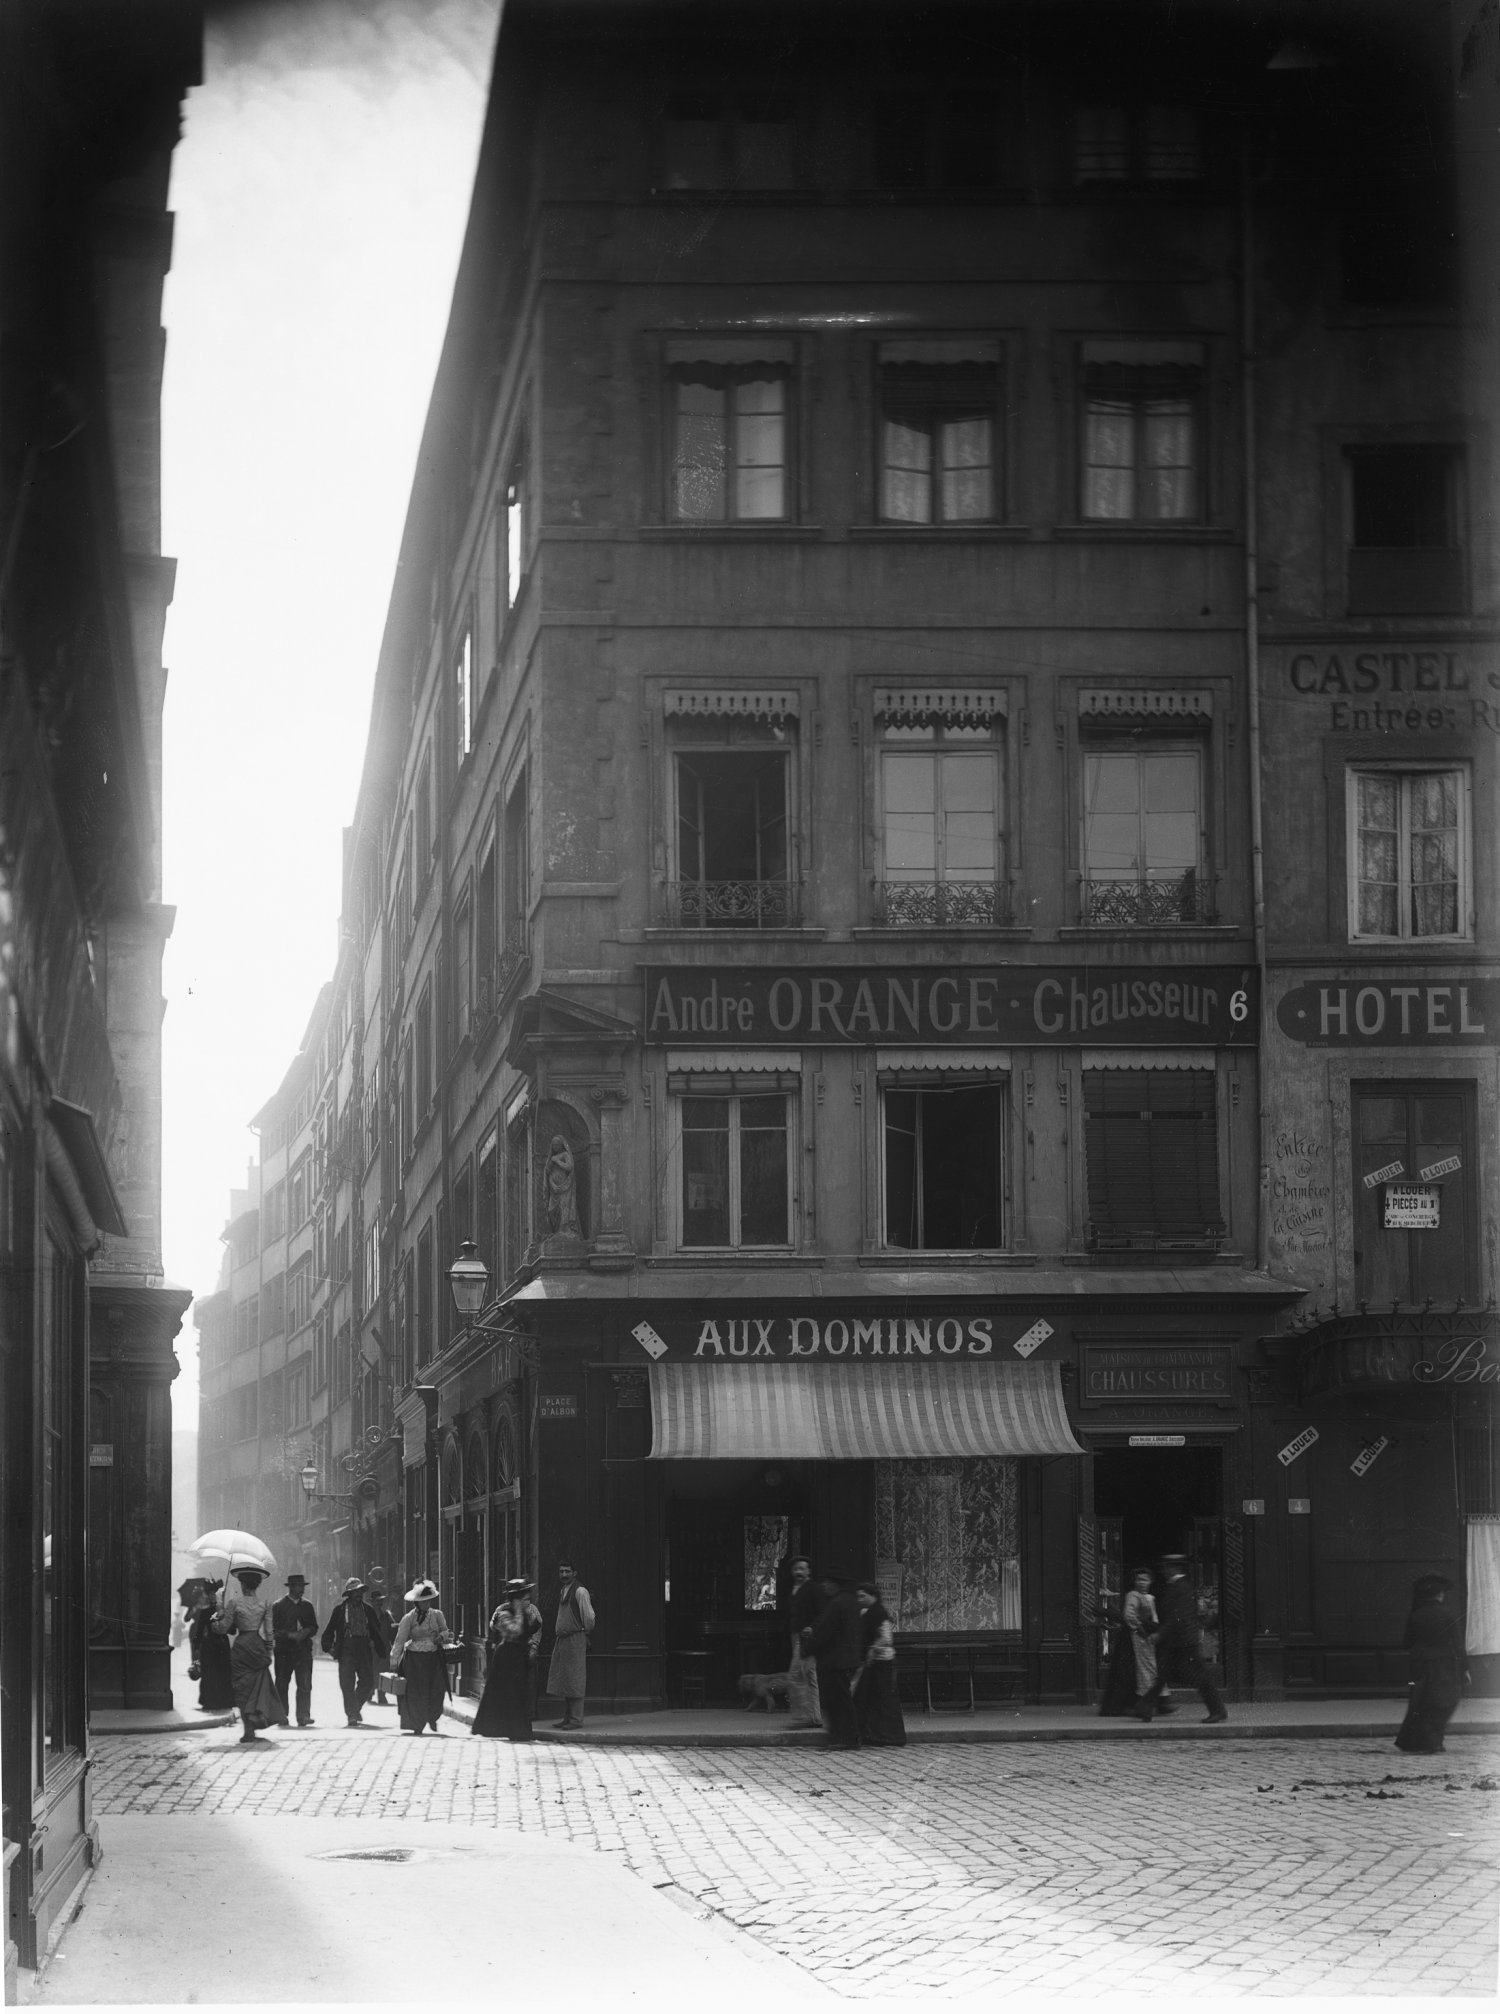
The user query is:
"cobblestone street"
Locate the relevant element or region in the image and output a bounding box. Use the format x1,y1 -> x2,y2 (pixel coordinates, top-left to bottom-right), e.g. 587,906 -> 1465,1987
90,1714 -> 1500,1999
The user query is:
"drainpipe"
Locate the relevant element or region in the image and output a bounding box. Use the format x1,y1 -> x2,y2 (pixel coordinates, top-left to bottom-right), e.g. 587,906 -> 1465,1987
1241,132 -> 1270,1276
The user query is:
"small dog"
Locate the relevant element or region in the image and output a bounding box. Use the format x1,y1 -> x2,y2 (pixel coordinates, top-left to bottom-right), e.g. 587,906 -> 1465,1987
737,1670 -> 793,1711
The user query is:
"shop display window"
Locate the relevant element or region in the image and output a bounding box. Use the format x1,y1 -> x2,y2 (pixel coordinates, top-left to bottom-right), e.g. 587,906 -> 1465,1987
882,1081 -> 1005,1249
744,1515 -> 788,1610
874,1457 -> 1020,1631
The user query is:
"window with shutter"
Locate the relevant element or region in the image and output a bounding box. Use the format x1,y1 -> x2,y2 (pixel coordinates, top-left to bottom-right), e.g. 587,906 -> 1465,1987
1083,1069 -> 1223,1254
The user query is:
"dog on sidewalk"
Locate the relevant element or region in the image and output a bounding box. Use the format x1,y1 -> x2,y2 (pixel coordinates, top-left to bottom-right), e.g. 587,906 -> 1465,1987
737,1670 -> 793,1711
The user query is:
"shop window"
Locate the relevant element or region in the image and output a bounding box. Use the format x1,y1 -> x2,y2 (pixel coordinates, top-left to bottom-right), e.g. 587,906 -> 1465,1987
667,339 -> 793,523
1348,766 -> 1469,942
744,1515 -> 787,1610
883,1081 -> 1006,1250
1080,341 -> 1202,522
1345,448 -> 1465,615
1074,103 -> 1199,183
676,1085 -> 792,1249
659,85 -> 794,190
878,341 -> 1001,523
877,700 -> 1006,925
1083,1069 -> 1223,1255
1352,1082 -> 1475,1305
872,88 -> 999,190
874,1458 -> 1021,1630
671,745 -> 794,928
1081,739 -> 1208,926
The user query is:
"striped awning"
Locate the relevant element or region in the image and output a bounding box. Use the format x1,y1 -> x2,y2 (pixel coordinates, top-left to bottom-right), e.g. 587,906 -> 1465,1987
647,1360 -> 1083,1462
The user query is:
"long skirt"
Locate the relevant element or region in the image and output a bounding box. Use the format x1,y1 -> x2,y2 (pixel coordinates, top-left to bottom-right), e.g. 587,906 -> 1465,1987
230,1635 -> 288,1731
854,1660 -> 907,1747
194,1626 -> 235,1711
547,1632 -> 587,1704
1395,1659 -> 1463,1753
399,1649 -> 449,1732
472,1643 -> 534,1741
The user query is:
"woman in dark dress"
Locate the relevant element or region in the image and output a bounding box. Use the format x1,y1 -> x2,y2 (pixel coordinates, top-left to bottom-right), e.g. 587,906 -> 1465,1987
473,1577 -> 543,1741
1395,1574 -> 1468,1754
853,1582 -> 906,1747
186,1580 -> 235,1711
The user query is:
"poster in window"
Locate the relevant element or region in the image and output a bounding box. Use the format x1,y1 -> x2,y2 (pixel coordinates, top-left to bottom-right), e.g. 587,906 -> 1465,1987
1384,1183 -> 1440,1229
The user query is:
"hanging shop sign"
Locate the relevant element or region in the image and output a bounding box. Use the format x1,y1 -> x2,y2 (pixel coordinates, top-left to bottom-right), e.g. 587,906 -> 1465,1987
628,1310 -> 1057,1361
1129,1433 -> 1186,1447
1277,1427 -> 1319,1467
1080,1343 -> 1235,1407
1013,1319 -> 1053,1358
1302,1325 -> 1498,1394
1351,1437 -> 1390,1477
1277,980 -> 1492,1047
645,965 -> 1257,1047
1383,1184 -> 1441,1230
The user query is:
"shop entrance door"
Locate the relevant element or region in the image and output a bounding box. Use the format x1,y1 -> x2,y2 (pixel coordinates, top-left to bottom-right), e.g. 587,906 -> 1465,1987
1092,1444 -> 1224,1678
663,1463 -> 811,1702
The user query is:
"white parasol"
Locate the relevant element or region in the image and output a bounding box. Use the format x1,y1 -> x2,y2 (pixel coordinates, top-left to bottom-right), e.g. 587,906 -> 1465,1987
187,1529 -> 277,1584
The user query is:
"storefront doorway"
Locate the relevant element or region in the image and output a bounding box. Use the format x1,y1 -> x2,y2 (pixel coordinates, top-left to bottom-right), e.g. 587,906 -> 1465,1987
1092,1443 -> 1224,1671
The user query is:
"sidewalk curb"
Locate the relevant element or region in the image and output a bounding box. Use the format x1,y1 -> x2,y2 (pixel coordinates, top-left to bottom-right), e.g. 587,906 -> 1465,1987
91,1711 -> 237,1736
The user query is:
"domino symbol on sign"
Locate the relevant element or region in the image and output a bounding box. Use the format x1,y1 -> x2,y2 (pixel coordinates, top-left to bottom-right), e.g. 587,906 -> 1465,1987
631,1321 -> 668,1360
1013,1318 -> 1054,1358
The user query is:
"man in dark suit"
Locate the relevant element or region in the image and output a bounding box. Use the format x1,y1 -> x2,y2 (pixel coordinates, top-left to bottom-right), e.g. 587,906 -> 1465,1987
806,1572 -> 864,1749
1138,1555 -> 1227,1724
320,1576 -> 392,1727
782,1556 -> 826,1729
271,1572 -> 319,1726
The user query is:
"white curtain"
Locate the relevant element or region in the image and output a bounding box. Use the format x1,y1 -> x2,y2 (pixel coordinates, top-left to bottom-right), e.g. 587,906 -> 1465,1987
1465,1517 -> 1500,1654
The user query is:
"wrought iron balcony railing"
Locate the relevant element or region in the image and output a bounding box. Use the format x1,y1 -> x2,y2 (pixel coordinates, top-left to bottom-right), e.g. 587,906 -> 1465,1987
874,880 -> 1012,928
1081,874 -> 1215,927
664,879 -> 803,928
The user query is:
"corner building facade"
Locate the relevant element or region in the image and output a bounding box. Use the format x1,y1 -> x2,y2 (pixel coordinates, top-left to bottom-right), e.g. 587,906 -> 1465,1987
342,0 -> 1494,1714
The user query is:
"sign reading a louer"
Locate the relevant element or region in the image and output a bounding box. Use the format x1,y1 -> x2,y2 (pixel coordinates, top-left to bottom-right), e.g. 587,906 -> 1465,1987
646,965 -> 1257,1047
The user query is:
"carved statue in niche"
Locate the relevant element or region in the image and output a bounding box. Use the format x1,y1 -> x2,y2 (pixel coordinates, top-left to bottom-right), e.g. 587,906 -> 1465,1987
544,1135 -> 581,1238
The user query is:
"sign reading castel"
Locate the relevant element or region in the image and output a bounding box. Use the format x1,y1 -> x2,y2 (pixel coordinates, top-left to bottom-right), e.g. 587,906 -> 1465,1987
644,965 -> 1257,1047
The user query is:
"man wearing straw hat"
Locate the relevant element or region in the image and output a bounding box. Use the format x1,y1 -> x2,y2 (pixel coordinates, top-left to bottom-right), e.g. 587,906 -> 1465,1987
320,1576 -> 392,1727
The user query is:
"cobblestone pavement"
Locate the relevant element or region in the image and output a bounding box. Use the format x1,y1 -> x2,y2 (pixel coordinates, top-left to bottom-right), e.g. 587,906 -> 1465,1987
92,1725 -> 1500,1998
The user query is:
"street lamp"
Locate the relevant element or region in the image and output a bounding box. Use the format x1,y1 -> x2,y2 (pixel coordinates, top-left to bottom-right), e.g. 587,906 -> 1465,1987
448,1239 -> 489,1319
299,1462 -> 353,1509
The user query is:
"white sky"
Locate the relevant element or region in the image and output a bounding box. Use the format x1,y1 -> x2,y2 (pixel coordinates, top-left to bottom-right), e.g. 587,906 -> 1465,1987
160,0 -> 500,1426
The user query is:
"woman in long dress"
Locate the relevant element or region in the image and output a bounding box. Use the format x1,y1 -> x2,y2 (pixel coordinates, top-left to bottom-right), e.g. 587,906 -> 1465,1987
392,1579 -> 454,1735
213,1568 -> 289,1743
473,1578 -> 543,1741
186,1580 -> 235,1712
1100,1569 -> 1166,1716
853,1583 -> 906,1746
1395,1574 -> 1468,1754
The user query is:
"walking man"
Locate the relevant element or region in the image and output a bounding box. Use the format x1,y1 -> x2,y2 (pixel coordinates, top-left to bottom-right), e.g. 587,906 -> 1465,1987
271,1572 -> 319,1727
547,1561 -> 594,1730
1138,1554 -> 1227,1724
320,1576 -> 392,1727
366,1570 -> 396,1707
806,1571 -> 864,1749
784,1556 -> 825,1729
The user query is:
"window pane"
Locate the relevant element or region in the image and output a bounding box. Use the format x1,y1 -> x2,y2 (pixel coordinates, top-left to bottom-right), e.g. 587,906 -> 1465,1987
1140,400 -> 1195,519
940,752 -> 996,880
1076,106 -> 1128,180
882,417 -> 933,521
939,415 -> 993,519
733,377 -> 785,518
682,1098 -> 730,1245
884,1091 -> 919,1246
1083,752 -> 1140,877
738,1099 -> 788,1244
674,379 -> 727,519
919,1085 -> 1002,1248
883,753 -> 937,877
876,1458 -> 1020,1631
1084,398 -> 1134,517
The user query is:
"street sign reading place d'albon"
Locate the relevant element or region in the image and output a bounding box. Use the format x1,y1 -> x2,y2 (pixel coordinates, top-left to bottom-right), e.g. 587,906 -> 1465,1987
644,965 -> 1257,1047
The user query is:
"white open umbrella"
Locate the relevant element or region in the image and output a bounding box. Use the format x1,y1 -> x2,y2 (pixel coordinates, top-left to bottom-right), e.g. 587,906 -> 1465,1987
188,1529 -> 277,1581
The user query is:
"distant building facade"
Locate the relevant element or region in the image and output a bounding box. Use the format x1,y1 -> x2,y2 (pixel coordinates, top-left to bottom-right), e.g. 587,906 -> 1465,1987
215,0 -> 1497,1721
0,0 -> 200,1982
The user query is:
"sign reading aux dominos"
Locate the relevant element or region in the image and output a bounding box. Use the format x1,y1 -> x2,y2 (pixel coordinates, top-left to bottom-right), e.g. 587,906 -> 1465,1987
631,1312 -> 1029,1361
645,965 -> 1257,1047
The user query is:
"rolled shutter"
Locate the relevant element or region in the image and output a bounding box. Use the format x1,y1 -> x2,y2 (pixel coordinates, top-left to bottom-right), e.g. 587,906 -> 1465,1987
1084,1069 -> 1222,1246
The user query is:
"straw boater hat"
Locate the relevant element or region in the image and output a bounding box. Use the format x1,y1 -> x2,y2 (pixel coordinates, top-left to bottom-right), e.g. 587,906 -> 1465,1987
341,1576 -> 365,1595
405,1578 -> 440,1603
504,1577 -> 535,1595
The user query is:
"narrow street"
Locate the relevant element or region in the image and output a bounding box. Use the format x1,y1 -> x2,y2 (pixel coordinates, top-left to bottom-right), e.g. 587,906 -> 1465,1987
60,1672 -> 1500,2002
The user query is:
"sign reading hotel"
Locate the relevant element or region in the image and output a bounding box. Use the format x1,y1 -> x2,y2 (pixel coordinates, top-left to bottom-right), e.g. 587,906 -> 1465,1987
1079,1343 -> 1234,1406
645,965 -> 1257,1047
630,1312 -> 1057,1361
1278,980 -> 1492,1047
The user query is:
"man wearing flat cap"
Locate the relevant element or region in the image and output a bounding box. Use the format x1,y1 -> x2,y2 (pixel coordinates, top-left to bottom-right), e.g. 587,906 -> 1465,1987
271,1572 -> 319,1726
320,1576 -> 392,1727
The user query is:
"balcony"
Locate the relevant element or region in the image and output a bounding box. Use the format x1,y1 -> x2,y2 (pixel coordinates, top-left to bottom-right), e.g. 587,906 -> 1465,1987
663,879 -> 803,929
1080,873 -> 1215,928
874,881 -> 1012,928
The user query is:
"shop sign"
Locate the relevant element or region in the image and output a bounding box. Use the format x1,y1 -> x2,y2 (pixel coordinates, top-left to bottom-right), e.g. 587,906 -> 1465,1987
1278,981 -> 1492,1047
1303,1328 -> 1498,1393
1277,1427 -> 1318,1467
1384,1184 -> 1440,1230
1013,1319 -> 1053,1358
541,1393 -> 578,1420
1279,646 -> 1500,736
1129,1434 -> 1185,1446
628,1311 -> 1052,1360
1422,1155 -> 1462,1180
645,964 -> 1257,1048
88,1444 -> 113,1467
1351,1437 -> 1390,1477
1080,1343 -> 1234,1406
1363,1160 -> 1405,1190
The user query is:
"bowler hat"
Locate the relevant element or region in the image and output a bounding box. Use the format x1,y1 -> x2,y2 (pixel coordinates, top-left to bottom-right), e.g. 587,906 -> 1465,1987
286,1572 -> 307,1584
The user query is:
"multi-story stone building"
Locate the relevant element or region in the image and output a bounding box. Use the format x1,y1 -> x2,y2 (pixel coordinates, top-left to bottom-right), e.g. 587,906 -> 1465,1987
0,0 -> 200,1980
229,0 -> 1498,1717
